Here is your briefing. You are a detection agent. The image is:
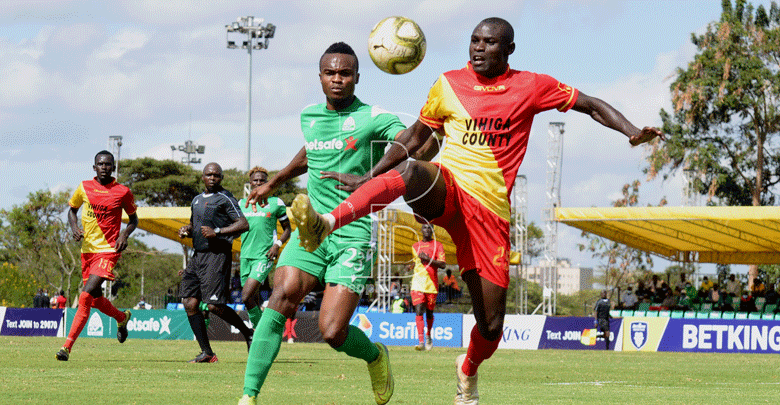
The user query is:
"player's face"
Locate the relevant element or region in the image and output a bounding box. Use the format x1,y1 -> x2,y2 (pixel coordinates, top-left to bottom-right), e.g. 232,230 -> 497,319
421,224 -> 433,240
93,154 -> 115,184
469,23 -> 514,78
250,171 -> 267,190
319,53 -> 359,109
202,164 -> 223,192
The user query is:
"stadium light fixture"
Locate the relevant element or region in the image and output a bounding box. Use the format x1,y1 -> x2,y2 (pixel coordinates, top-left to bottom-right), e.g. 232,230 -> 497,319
225,16 -> 276,172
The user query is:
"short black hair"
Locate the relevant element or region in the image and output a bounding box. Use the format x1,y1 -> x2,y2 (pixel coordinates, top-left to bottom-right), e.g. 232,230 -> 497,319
95,150 -> 114,163
479,17 -> 514,46
320,42 -> 358,72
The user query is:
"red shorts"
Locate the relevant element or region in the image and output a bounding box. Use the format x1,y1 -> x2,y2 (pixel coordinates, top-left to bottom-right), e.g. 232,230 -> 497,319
81,252 -> 121,284
423,164 -> 510,289
411,290 -> 438,311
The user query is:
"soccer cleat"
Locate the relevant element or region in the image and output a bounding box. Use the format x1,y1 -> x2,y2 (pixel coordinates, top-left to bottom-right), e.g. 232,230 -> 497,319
55,347 -> 70,361
238,394 -> 257,405
291,194 -> 331,253
367,342 -> 394,405
425,335 -> 433,351
414,342 -> 425,351
188,352 -> 218,363
117,310 -> 131,343
454,354 -> 479,405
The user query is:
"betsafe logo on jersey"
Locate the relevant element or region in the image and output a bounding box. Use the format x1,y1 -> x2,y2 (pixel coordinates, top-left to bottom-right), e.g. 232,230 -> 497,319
305,136 -> 358,151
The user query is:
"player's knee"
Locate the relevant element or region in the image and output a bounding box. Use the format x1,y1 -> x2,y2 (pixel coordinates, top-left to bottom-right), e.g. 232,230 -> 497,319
319,323 -> 346,348
266,292 -> 299,317
478,319 -> 503,341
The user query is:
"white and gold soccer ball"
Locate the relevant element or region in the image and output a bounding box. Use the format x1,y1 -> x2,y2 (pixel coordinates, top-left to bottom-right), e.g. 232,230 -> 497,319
367,16 -> 426,75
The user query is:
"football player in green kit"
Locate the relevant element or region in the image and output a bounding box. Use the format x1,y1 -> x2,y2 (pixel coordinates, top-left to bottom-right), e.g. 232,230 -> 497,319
237,166 -> 291,328
238,42 -> 403,405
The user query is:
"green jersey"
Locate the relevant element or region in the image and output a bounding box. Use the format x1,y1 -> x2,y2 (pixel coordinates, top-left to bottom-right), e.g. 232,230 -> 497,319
238,196 -> 288,259
301,97 -> 405,239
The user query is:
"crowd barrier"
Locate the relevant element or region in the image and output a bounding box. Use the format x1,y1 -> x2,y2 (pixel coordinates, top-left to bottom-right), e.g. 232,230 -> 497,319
3,307 -> 778,354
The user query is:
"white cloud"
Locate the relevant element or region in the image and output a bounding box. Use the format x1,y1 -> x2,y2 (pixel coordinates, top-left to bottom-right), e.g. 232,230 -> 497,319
94,28 -> 151,60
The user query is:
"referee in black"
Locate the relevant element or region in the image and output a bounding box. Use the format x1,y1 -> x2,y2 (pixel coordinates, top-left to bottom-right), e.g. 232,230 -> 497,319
178,162 -> 253,363
594,290 -> 612,350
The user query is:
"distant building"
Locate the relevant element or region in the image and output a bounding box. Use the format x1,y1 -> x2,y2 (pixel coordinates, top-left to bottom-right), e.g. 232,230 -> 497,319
525,259 -> 593,295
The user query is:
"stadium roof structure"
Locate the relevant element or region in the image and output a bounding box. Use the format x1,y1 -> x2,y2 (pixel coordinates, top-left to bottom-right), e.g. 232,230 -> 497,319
555,206 -> 780,265
123,206 -> 463,265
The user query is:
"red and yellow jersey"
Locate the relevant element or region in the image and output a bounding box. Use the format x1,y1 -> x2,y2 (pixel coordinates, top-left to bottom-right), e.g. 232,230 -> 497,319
410,240 -> 445,294
420,62 -> 579,221
69,178 -> 137,253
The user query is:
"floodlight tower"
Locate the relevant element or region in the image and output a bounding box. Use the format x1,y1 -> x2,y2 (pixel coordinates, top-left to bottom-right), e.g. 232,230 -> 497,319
537,122 -> 565,316
225,16 -> 276,172
512,174 -> 529,314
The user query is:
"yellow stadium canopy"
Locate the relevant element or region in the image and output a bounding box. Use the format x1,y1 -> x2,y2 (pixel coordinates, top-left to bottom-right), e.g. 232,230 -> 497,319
555,206 -> 780,265
123,206 -> 477,265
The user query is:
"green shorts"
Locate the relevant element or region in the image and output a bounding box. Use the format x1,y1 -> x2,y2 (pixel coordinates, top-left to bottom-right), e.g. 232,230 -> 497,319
277,229 -> 372,294
240,257 -> 274,285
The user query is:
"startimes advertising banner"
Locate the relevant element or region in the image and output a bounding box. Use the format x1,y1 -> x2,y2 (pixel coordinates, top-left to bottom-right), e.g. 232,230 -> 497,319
622,316 -> 780,354
351,312 -> 463,347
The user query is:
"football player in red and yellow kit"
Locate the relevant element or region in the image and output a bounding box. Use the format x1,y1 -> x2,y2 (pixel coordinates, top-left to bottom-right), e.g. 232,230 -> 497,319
282,18 -> 663,404
409,223 -> 446,351
56,150 -> 138,361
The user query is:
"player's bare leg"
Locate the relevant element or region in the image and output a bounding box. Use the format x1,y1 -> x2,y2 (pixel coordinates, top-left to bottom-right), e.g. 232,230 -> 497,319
455,271 -> 507,404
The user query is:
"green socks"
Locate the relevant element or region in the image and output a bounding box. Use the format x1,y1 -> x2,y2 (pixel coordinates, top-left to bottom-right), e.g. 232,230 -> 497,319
248,305 -> 263,328
243,308 -> 286,397
334,325 -> 380,363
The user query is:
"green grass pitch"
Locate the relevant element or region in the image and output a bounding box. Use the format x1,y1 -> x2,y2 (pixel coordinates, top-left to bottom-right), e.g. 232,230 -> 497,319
1,336 -> 778,404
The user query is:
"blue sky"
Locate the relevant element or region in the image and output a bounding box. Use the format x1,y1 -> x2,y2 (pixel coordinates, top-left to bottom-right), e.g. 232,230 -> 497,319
0,0 -> 761,274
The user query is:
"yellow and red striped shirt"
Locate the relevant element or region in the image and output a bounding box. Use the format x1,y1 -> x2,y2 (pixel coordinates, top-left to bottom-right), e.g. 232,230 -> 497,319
420,63 -> 578,221
410,240 -> 445,294
69,178 -> 137,253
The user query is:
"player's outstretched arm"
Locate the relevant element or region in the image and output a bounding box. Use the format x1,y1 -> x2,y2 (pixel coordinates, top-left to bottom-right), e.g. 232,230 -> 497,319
246,147 -> 308,211
321,120 -> 434,192
571,93 -> 663,146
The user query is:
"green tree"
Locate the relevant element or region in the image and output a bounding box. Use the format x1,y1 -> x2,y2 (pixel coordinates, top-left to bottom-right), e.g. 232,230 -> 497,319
646,0 -> 780,287
111,238 -> 184,308
578,181 -> 666,299
0,190 -> 81,300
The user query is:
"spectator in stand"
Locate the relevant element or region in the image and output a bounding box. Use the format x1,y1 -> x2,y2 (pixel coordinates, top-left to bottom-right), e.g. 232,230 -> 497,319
751,278 -> 766,298
709,283 -> 721,306
661,289 -> 676,310
55,290 -> 67,309
134,296 -> 150,310
674,273 -> 688,291
699,276 -> 714,294
648,275 -> 662,301
675,287 -> 691,311
684,282 -> 698,305
635,281 -> 650,303
739,291 -> 757,313
620,286 -> 638,310
33,289 -> 47,308
443,269 -> 461,304
764,283 -> 778,305
725,274 -> 742,297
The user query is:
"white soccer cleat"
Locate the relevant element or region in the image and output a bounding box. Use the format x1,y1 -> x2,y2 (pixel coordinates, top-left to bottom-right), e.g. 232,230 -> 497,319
291,194 -> 332,253
425,335 -> 433,351
454,354 -> 479,405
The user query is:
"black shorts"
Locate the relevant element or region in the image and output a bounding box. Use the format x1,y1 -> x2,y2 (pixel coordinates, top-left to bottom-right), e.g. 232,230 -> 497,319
597,318 -> 610,333
179,250 -> 232,304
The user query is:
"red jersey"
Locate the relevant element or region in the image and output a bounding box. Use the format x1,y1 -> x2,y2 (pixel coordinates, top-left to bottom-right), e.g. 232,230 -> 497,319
69,178 -> 137,253
410,240 -> 445,294
419,62 -> 579,221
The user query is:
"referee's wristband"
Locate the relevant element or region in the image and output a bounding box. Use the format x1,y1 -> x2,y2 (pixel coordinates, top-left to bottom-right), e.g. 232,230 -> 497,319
274,240 -> 283,247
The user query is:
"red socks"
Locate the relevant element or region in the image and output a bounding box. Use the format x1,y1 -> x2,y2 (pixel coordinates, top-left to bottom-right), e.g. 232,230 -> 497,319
415,315 -> 425,343
330,170 -> 406,231
64,292 -> 94,351
462,325 -> 502,377
92,296 -> 125,322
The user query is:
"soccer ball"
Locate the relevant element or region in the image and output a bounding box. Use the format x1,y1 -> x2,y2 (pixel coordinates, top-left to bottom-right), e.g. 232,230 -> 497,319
367,16 -> 426,75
